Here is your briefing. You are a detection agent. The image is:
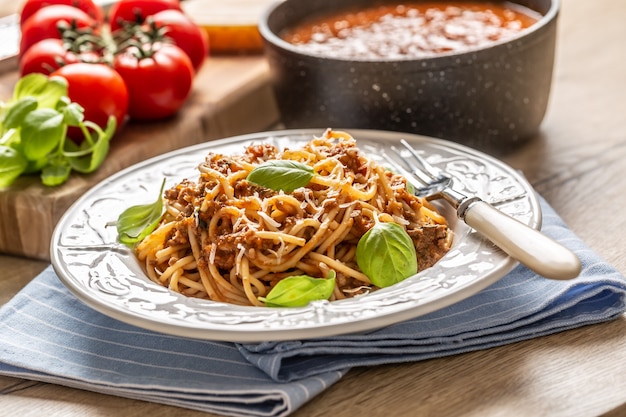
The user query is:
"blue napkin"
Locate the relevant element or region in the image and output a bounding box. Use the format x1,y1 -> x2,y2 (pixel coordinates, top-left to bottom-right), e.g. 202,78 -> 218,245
0,197 -> 625,416
238,199 -> 626,381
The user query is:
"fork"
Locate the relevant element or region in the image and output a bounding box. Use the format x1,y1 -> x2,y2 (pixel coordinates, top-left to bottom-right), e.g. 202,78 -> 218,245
384,139 -> 581,280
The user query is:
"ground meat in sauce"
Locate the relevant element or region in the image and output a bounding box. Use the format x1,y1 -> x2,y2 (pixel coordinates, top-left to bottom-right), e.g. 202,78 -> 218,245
204,229 -> 276,270
350,209 -> 373,238
331,146 -> 365,174
234,180 -> 276,199
165,222 -> 189,247
408,224 -> 450,269
243,143 -> 279,162
164,179 -> 202,216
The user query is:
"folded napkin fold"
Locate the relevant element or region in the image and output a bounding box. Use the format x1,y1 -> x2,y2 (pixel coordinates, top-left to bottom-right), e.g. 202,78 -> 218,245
1,196 -> 625,416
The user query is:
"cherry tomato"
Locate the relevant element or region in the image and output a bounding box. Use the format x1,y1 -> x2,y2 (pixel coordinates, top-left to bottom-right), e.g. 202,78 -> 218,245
19,0 -> 104,27
51,63 -> 129,140
19,38 -> 80,76
150,9 -> 208,72
113,43 -> 193,121
107,0 -> 182,32
19,5 -> 97,57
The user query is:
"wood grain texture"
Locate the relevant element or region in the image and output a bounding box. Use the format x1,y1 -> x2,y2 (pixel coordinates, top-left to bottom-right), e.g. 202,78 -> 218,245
1,0 -> 626,416
0,56 -> 279,260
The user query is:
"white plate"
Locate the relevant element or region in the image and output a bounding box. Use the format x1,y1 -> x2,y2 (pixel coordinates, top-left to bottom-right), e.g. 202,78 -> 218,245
51,129 -> 540,342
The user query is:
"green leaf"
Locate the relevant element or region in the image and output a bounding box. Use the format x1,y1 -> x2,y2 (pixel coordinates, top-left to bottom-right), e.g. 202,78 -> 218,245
61,100 -> 85,127
14,73 -> 67,109
14,73 -> 49,99
0,146 -> 27,187
66,136 -> 110,173
247,160 -> 315,193
259,271 -> 336,307
21,108 -> 65,161
23,156 -> 49,174
356,221 -> 418,288
117,179 -> 166,246
0,128 -> 19,147
1,97 -> 38,129
66,118 -> 115,173
41,160 -> 71,186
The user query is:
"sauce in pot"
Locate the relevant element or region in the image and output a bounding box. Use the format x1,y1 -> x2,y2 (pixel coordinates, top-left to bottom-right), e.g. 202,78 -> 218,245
281,1 -> 541,59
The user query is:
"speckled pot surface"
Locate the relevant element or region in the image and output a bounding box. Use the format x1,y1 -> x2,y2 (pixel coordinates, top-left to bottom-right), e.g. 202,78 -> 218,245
259,0 -> 558,152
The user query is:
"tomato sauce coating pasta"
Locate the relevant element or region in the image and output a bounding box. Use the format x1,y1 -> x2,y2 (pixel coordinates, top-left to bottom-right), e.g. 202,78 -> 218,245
136,129 -> 452,306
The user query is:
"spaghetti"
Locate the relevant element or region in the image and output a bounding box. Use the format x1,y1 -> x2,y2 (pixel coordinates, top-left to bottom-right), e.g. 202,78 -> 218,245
136,129 -> 452,306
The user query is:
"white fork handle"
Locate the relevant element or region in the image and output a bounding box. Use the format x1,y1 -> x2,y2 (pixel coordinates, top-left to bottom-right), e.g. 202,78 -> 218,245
463,201 -> 581,280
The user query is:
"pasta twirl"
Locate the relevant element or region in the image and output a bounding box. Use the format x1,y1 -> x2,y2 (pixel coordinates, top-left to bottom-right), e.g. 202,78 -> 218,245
136,129 -> 452,306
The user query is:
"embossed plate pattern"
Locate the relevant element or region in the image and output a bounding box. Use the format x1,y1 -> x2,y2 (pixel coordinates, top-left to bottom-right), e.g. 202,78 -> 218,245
50,129 -> 540,342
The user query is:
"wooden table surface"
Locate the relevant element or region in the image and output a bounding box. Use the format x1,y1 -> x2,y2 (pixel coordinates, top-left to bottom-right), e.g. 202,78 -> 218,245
2,0 -> 626,416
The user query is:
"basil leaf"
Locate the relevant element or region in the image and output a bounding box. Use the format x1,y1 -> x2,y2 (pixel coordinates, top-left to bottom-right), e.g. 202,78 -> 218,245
0,146 -> 27,187
259,271 -> 336,307
21,108 -> 65,161
0,128 -> 19,147
117,179 -> 166,246
14,73 -> 67,109
1,97 -> 38,129
60,99 -> 85,127
41,160 -> 71,186
24,156 -> 48,174
356,221 -> 417,288
247,160 -> 315,193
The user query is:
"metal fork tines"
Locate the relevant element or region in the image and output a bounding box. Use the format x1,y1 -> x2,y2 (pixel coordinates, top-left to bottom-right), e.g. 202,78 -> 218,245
383,140 -> 472,210
388,141 -> 444,192
382,139 -> 581,281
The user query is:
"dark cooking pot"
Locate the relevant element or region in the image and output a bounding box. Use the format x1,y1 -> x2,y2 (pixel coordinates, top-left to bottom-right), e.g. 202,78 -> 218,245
259,0 -> 559,152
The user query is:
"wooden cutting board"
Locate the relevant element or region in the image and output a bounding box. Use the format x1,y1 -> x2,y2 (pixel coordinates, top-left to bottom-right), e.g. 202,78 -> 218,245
0,55 -> 279,260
